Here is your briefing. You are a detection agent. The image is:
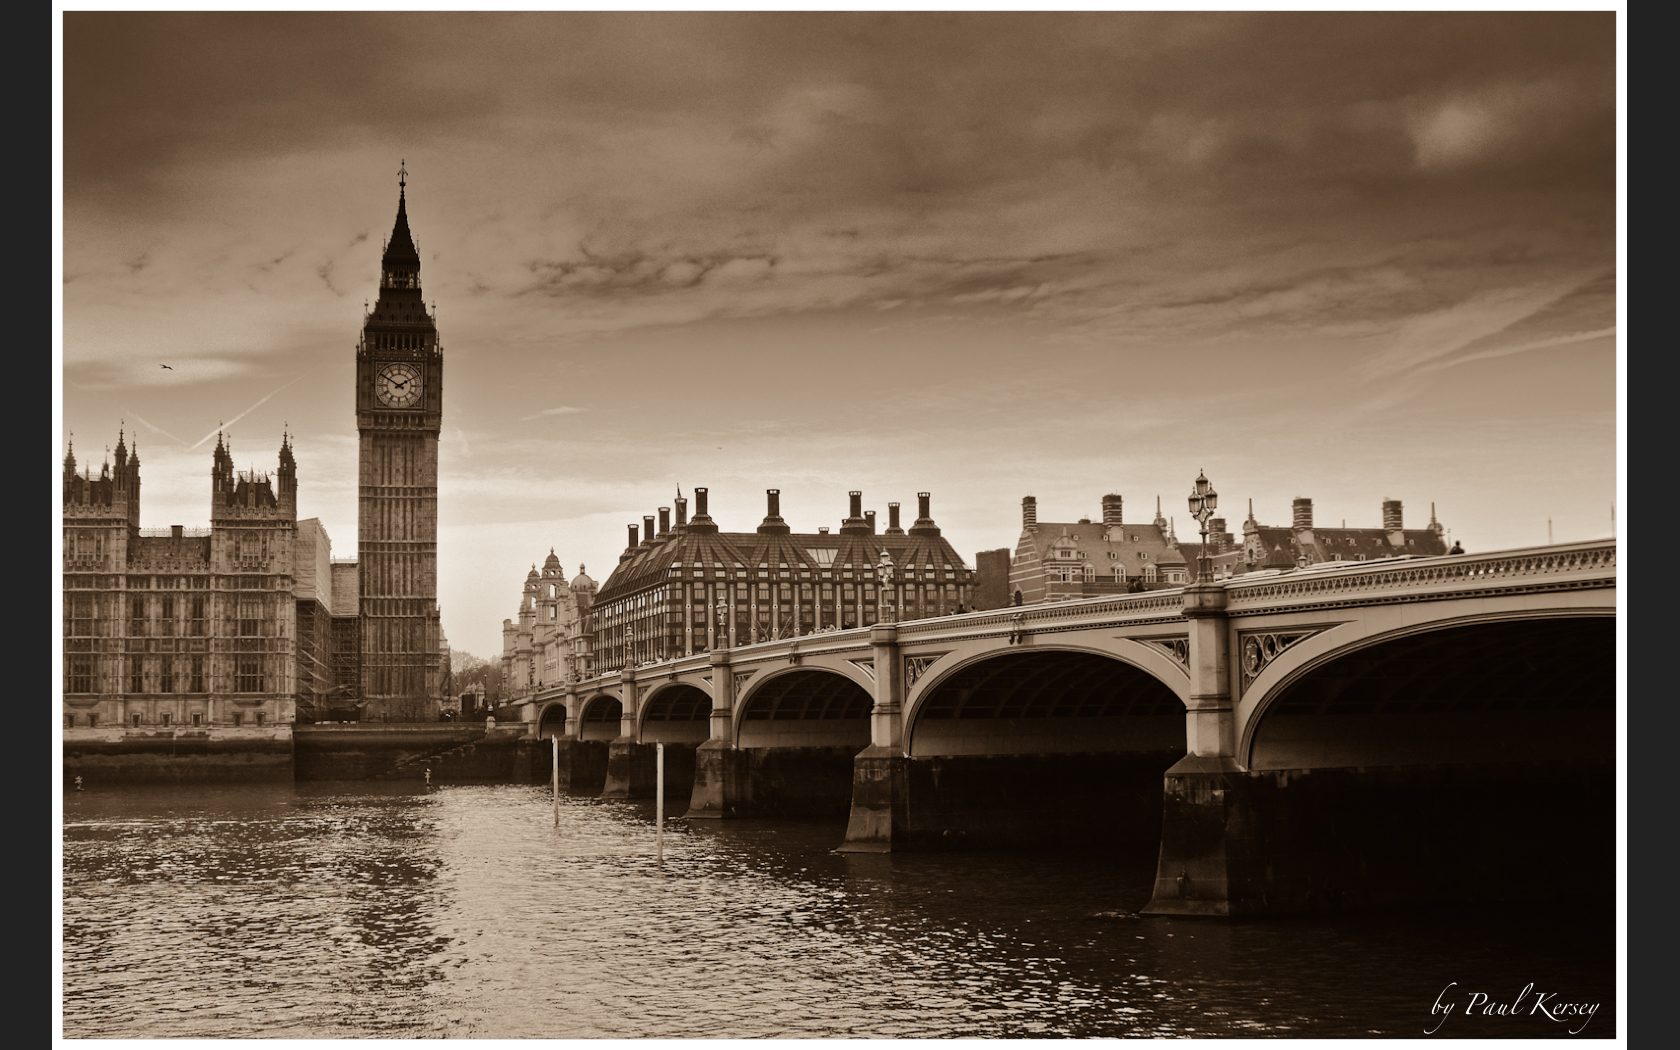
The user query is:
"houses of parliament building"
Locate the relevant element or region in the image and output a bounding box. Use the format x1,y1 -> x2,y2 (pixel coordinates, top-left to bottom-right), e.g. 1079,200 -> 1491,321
61,175 -> 448,726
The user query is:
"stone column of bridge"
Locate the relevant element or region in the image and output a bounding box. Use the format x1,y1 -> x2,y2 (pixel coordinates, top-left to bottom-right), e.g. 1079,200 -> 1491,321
601,670 -> 656,798
837,623 -> 910,852
1143,579 -> 1245,915
563,684 -> 580,740
688,649 -> 742,817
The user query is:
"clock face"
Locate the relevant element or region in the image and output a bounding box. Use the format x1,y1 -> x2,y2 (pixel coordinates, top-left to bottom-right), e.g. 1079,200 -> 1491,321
375,363 -> 423,408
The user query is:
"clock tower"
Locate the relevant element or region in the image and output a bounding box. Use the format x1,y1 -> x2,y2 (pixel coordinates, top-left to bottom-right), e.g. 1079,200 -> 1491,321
356,166 -> 444,719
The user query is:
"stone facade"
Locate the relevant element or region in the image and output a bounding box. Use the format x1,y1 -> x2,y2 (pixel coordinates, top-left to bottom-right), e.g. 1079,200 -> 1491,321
1008,493 -> 1191,606
355,176 -> 446,721
61,430 -> 317,730
500,552 -> 596,703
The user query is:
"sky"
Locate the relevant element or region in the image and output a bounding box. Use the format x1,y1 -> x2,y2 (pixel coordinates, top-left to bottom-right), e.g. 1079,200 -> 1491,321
59,10 -> 1621,660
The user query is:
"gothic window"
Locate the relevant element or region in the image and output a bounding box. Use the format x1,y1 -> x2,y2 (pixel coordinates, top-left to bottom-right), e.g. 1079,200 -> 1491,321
160,597 -> 175,637
238,597 -> 261,637
130,597 -> 146,637
161,655 -> 175,693
70,596 -> 94,637
191,656 -> 204,694
129,654 -> 145,694
67,654 -> 94,694
235,655 -> 263,693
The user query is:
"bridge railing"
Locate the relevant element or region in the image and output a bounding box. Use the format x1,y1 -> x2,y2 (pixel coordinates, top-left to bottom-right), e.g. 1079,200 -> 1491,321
1223,539 -> 1616,611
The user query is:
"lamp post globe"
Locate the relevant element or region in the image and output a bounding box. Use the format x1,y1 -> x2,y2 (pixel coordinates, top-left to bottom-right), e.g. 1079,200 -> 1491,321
877,550 -> 895,623
1187,469 -> 1219,581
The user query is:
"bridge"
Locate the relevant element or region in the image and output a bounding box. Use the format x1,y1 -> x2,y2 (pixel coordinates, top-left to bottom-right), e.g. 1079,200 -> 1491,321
512,540 -> 1616,915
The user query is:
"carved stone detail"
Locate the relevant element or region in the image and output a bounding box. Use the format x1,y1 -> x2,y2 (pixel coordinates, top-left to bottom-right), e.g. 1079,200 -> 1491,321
1140,636 -> 1190,667
1237,627 -> 1330,692
904,653 -> 948,687
848,658 -> 875,681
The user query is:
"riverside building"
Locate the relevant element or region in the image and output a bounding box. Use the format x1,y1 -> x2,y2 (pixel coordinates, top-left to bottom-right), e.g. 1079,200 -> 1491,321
590,488 -> 977,673
60,430 -> 354,728
500,552 -> 597,702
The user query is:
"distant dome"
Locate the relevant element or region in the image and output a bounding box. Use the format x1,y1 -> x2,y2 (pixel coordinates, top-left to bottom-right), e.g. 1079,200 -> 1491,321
570,564 -> 597,590
542,549 -> 562,574
1157,544 -> 1187,566
526,564 -> 540,579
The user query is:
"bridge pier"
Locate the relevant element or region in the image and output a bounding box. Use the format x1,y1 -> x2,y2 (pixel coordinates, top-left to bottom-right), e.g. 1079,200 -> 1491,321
1143,758 -> 1615,915
840,624 -> 909,851
688,651 -> 739,817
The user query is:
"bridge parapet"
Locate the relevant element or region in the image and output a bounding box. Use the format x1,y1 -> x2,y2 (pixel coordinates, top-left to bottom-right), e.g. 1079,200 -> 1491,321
1223,540 -> 1615,615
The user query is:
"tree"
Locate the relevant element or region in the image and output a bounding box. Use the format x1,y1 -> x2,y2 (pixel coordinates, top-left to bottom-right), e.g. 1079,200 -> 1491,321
450,649 -> 503,705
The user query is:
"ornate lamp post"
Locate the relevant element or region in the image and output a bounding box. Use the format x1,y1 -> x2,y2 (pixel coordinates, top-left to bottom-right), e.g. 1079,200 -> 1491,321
876,549 -> 896,624
1187,469 -> 1219,582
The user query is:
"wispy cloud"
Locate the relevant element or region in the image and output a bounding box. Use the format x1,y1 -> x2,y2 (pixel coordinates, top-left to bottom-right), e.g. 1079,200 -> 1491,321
521,405 -> 588,420
1415,326 -> 1615,374
1354,269 -> 1604,383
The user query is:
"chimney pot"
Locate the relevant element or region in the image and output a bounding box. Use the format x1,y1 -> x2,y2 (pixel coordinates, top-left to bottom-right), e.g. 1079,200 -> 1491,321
627,524 -> 639,549
888,502 -> 901,530
1292,498 -> 1314,530
1023,495 -> 1038,529
917,492 -> 931,520
659,507 -> 671,535
865,510 -> 877,533
643,515 -> 655,544
766,488 -> 781,519
694,487 -> 709,518
675,496 -> 688,527
848,490 -> 863,519
1382,499 -> 1404,532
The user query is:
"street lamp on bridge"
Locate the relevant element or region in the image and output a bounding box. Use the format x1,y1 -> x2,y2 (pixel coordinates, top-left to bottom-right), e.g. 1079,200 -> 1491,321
1187,469 -> 1219,582
876,549 -> 895,624
715,595 -> 731,649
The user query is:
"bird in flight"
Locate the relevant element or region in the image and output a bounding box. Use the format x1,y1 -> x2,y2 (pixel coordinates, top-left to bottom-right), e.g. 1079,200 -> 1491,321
160,364 -> 173,370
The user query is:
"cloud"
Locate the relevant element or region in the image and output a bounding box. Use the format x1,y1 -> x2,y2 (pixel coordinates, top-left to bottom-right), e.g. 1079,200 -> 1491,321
1354,269 -> 1604,382
521,405 -> 588,420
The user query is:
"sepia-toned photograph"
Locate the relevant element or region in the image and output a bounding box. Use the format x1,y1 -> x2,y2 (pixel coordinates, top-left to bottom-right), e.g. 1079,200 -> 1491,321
57,9 -> 1621,1039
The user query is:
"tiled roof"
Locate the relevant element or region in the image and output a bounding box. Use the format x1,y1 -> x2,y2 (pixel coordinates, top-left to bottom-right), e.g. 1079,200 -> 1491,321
596,526 -> 973,603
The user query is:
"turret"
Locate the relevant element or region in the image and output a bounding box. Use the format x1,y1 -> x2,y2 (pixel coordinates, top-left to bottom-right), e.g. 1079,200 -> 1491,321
1152,496 -> 1167,529
277,431 -> 297,520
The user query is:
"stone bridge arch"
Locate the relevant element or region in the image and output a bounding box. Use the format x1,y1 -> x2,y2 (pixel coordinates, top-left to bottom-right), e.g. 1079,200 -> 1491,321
1237,607 -> 1616,770
901,641 -> 1190,758
638,680 -> 713,744
734,665 -> 873,750
536,699 -> 569,740
578,691 -> 623,742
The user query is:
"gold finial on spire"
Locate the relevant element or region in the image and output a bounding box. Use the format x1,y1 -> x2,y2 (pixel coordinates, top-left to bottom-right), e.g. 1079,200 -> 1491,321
398,159 -> 408,191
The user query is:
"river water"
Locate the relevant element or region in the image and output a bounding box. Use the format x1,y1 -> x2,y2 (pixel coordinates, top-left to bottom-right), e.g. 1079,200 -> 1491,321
61,781 -> 1617,1039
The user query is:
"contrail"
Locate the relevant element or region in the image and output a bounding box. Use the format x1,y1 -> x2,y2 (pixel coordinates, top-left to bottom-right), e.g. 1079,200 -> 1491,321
190,370 -> 314,450
121,410 -> 190,447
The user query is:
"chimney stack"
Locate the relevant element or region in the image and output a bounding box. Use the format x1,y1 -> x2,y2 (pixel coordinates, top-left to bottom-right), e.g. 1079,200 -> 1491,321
642,515 -> 656,545
675,495 -> 688,527
1023,495 -> 1038,530
886,502 -> 904,534
909,491 -> 940,537
625,523 -> 639,550
686,487 -> 717,533
1292,498 -> 1314,530
758,488 -> 790,534
1209,517 -> 1228,553
658,507 -> 671,536
841,490 -> 869,535
865,510 -> 876,533
1101,493 -> 1123,527
1382,499 -> 1403,532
